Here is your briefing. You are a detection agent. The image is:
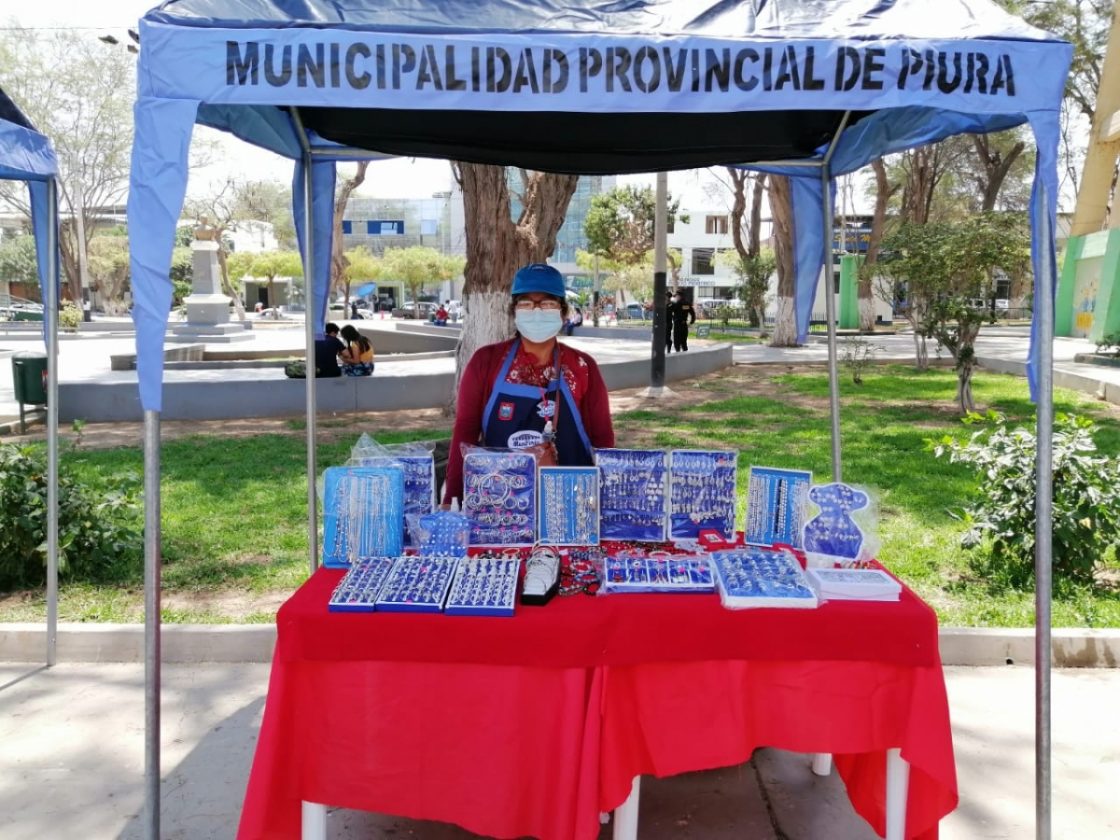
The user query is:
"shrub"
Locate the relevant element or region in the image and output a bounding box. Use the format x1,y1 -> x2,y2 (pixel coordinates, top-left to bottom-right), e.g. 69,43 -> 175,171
1096,332 -> 1120,358
0,442 -> 143,589
840,336 -> 882,385
58,301 -> 82,332
932,413 -> 1120,584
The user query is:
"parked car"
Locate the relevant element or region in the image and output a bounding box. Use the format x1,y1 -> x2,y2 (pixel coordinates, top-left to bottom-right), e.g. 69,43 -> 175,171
621,303 -> 647,321
395,301 -> 440,319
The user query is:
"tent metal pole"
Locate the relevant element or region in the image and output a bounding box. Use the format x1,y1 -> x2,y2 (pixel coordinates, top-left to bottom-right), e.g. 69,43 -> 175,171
143,409 -> 162,840
1034,188 -> 1055,840
819,112 -> 851,482
45,178 -> 59,667
291,108 -> 319,576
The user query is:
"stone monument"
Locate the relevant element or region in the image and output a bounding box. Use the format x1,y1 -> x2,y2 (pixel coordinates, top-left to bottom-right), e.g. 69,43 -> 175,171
169,218 -> 251,343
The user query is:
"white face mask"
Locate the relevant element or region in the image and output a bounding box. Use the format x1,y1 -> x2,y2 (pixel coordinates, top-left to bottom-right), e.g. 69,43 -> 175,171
515,309 -> 563,343
671,296 -> 680,303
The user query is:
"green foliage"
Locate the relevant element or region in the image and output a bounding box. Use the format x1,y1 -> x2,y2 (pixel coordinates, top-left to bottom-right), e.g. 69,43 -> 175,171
583,185 -> 683,265
87,234 -> 131,314
381,246 -> 464,312
0,442 -> 142,590
0,235 -> 39,286
839,337 -> 882,385
932,413 -> 1120,585
721,247 -> 775,326
1095,332 -> 1120,358
58,301 -> 82,332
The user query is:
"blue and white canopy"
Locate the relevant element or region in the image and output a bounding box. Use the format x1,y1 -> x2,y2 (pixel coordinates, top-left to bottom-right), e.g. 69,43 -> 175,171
0,86 -> 59,317
129,0 -> 1072,410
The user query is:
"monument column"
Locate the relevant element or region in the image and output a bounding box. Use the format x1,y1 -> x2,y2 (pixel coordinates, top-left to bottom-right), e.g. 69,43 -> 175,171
169,220 -> 251,343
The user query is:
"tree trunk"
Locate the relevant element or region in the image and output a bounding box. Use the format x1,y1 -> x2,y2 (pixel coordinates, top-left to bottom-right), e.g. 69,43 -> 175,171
727,168 -> 748,262
768,175 -> 798,347
860,160 -> 897,332
331,161 -> 370,309
956,363 -> 975,414
215,247 -> 247,321
911,327 -> 928,372
748,175 -> 765,258
452,163 -> 578,405
973,135 -> 1025,213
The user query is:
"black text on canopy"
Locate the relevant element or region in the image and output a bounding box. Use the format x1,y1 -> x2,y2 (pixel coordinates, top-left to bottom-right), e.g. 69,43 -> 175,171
126,1 -> 1072,837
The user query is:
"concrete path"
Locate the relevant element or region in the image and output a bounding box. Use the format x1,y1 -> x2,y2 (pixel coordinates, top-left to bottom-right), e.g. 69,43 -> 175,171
0,662 -> 1116,839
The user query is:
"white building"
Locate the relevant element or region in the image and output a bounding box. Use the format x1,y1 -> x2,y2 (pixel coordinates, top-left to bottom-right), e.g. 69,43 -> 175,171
668,208 -> 770,303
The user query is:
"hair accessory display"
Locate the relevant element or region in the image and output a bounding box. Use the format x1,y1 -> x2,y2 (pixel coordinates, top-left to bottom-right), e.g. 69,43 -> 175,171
744,466 -> 812,548
327,557 -> 397,612
463,449 -> 537,545
710,547 -> 819,609
595,448 -> 668,542
802,482 -> 870,564
322,466 -> 405,567
537,467 -> 600,546
668,450 -> 738,540
603,552 -> 715,594
444,556 -> 520,616
357,454 -> 435,546
375,556 -> 459,613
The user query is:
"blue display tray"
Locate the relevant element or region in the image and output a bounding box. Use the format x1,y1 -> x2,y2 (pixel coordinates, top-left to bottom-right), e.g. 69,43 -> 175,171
443,557 -> 520,617
710,547 -> 819,609
327,557 -> 397,612
375,556 -> 459,613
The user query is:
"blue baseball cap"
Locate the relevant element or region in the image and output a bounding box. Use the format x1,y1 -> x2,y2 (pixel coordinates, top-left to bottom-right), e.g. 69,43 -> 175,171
511,263 -> 566,299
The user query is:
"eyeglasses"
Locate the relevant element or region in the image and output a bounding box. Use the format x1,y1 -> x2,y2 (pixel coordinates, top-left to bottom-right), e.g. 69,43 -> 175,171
514,299 -> 562,312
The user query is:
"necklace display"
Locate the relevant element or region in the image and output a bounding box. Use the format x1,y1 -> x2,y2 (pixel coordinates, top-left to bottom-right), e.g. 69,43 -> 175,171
710,547 -> 819,609
444,556 -> 520,616
668,450 -> 738,540
375,555 -> 460,613
322,466 -> 405,567
603,552 -> 715,593
595,448 -> 668,542
357,454 -> 435,546
537,466 -> 600,546
328,557 -> 397,612
744,466 -> 812,548
463,450 -> 537,545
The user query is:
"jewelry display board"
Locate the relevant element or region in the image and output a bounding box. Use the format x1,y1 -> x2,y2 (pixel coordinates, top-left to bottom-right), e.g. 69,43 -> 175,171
668,449 -> 738,540
603,553 -> 715,594
744,466 -> 812,548
357,454 -> 436,546
595,448 -> 668,542
444,556 -> 521,617
327,557 -> 397,612
375,556 -> 460,613
710,547 -> 819,609
537,466 -> 600,546
802,482 -> 870,565
322,466 -> 406,568
463,450 -> 537,545
414,508 -> 471,557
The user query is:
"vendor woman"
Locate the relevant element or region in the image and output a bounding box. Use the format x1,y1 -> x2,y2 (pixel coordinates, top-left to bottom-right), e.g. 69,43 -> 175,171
443,263 -> 615,505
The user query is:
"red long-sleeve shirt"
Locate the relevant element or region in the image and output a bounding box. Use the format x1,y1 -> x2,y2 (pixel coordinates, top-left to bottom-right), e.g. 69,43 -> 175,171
442,338 -> 615,506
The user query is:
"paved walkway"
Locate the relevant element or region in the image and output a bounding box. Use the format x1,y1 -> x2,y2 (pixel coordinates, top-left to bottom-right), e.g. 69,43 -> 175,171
0,662 -> 1115,839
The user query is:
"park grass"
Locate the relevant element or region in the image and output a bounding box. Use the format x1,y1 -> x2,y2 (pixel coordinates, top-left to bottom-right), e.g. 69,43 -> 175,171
2,365 -> 1118,627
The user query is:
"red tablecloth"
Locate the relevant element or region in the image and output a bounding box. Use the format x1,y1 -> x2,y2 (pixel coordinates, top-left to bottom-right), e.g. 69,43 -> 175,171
238,569 -> 957,839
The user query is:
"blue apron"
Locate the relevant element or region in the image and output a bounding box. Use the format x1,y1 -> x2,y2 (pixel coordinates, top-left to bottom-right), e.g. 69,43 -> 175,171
480,340 -> 594,466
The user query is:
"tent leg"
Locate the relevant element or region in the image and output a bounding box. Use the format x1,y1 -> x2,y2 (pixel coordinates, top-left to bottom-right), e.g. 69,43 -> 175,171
46,179 -> 59,667
1035,189 -> 1055,840
301,158 -> 319,577
820,165 -> 841,482
143,409 -> 162,840
612,777 -> 641,840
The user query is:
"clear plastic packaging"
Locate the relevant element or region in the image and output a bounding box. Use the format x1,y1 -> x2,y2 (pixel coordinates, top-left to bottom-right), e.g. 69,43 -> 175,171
349,435 -> 436,547
462,447 -> 537,545
321,466 -> 405,567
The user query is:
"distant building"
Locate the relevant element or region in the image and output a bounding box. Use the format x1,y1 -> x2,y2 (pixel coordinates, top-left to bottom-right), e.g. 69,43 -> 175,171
669,208 -> 757,302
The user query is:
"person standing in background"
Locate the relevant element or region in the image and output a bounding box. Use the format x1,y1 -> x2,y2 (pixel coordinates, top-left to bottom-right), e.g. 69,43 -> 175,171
671,294 -> 696,352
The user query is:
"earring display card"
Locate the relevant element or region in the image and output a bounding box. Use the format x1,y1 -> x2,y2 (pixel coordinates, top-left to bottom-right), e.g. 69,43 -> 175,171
357,454 -> 436,546
444,556 -> 521,617
710,547 -> 819,609
603,554 -> 715,594
463,450 -> 537,546
375,555 -> 460,613
744,466 -> 812,548
669,450 -> 738,540
595,448 -> 668,542
322,466 -> 406,568
538,467 -> 600,546
327,557 -> 397,612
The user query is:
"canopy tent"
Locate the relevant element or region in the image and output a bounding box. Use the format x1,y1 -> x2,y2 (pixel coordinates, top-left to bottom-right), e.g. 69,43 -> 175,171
0,85 -> 61,665
127,1 -> 1071,837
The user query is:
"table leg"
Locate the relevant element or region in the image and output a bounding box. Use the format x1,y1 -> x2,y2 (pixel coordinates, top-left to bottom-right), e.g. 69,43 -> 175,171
811,753 -> 832,776
302,800 -> 326,840
612,777 -> 641,840
885,748 -> 910,840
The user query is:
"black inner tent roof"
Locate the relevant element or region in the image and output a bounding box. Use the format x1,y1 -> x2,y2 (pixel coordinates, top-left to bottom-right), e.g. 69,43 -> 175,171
296,107 -> 872,174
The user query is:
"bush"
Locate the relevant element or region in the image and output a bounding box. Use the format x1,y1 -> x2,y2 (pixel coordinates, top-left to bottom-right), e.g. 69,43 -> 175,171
1096,332 -> 1120,358
932,413 -> 1120,584
840,337 -> 882,385
0,442 -> 143,589
58,301 -> 82,332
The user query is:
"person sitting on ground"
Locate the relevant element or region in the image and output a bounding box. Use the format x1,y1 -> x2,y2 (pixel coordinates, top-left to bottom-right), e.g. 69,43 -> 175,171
339,324 -> 374,376
314,322 -> 345,377
435,303 -> 449,326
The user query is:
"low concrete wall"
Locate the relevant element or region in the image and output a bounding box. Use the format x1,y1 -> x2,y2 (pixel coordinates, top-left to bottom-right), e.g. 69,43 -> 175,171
355,325 -> 458,353
110,344 -> 205,371
978,355 -> 1120,406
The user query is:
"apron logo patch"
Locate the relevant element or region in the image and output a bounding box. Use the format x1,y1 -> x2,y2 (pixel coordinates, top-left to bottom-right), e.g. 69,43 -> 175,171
508,430 -> 544,449
537,398 -> 556,419
498,401 -> 515,421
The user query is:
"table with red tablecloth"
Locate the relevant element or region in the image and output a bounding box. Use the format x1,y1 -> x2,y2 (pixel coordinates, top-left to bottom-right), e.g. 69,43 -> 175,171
238,568 -> 957,840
